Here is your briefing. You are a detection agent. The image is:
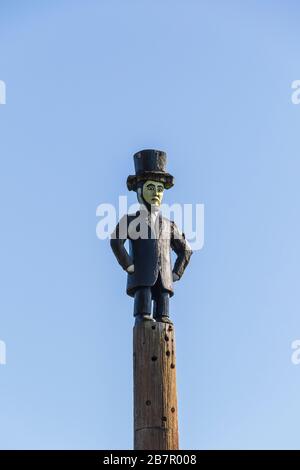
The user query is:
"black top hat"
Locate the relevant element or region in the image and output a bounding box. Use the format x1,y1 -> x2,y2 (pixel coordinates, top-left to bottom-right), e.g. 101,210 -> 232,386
127,149 -> 174,192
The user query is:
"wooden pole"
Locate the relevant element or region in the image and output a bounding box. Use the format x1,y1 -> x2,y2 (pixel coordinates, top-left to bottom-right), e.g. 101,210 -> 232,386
133,321 -> 179,450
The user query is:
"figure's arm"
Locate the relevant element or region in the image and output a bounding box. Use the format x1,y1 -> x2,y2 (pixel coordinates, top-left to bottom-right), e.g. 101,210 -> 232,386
171,221 -> 193,280
110,215 -> 134,272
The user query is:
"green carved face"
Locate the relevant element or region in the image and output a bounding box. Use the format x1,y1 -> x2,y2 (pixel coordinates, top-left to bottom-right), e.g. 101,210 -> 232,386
142,180 -> 164,206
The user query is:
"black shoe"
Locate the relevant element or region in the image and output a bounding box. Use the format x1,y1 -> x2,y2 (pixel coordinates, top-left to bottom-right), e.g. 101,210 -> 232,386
134,314 -> 155,326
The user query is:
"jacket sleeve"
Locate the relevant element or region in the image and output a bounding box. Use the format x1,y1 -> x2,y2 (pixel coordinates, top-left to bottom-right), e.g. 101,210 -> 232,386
171,221 -> 193,279
110,215 -> 133,272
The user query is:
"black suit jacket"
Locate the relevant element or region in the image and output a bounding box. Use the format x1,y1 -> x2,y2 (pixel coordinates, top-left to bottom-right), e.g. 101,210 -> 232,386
110,208 -> 193,297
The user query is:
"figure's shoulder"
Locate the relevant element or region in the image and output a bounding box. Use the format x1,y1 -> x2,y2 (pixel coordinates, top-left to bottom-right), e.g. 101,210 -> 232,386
128,211 -> 140,220
118,212 -> 139,222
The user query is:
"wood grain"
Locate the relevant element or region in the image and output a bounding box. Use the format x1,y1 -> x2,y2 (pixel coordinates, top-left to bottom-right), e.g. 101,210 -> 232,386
133,321 -> 179,450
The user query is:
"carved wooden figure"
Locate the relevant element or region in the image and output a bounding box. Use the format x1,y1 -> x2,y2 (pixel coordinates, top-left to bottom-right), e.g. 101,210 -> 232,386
110,149 -> 193,450
110,149 -> 193,325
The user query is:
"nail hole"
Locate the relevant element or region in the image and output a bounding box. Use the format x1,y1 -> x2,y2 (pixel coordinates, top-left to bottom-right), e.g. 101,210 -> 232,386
151,356 -> 158,361
171,407 -> 175,413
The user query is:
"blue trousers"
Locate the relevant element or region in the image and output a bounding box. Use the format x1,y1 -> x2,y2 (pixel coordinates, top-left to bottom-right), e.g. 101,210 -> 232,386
133,273 -> 170,319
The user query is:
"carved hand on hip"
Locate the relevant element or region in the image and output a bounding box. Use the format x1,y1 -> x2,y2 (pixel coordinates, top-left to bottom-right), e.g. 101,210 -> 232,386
127,264 -> 135,274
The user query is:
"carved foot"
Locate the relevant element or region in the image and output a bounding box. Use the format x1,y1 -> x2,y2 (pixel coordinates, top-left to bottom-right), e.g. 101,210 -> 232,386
134,314 -> 156,326
155,315 -> 173,325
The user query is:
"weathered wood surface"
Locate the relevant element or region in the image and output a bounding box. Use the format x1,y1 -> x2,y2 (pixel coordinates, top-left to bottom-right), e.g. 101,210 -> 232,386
133,321 -> 179,450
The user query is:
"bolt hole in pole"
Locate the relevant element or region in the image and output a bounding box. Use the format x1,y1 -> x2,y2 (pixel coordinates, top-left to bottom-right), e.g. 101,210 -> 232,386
146,400 -> 151,406
162,416 -> 167,422
171,363 -> 175,369
164,335 -> 169,341
171,407 -> 175,413
166,350 -> 170,357
152,325 -> 156,330
151,355 -> 158,361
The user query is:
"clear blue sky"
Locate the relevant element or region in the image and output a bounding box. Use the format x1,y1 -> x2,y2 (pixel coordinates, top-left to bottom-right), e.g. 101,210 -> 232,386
1,0 -> 300,450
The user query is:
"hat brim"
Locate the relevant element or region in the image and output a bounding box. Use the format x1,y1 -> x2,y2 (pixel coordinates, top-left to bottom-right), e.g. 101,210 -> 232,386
127,171 -> 174,192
